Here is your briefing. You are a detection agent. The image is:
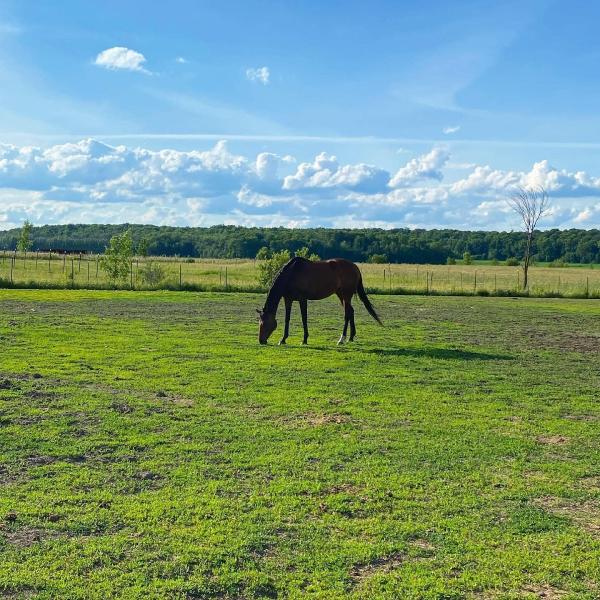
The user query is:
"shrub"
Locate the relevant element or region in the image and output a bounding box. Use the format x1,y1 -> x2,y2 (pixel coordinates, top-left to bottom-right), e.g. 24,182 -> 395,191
256,246 -> 272,261
446,257 -> 457,265
100,229 -> 133,282
462,252 -> 473,265
139,262 -> 166,286
369,254 -> 388,264
295,247 -> 320,261
257,249 -> 292,287
506,257 -> 520,266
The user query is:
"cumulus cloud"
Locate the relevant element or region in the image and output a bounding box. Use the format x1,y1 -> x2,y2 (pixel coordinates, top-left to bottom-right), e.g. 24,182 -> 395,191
246,66 -> 270,84
175,56 -> 187,64
95,47 -> 149,73
1,139 -> 600,230
389,147 -> 449,187
283,153 -> 389,193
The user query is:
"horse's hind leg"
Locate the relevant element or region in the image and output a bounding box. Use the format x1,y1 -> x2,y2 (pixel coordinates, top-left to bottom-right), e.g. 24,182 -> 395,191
338,299 -> 352,345
279,297 -> 292,345
348,301 -> 356,341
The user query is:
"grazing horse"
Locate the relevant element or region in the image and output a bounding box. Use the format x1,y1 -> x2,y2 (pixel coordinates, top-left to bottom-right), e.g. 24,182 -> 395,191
257,257 -> 382,345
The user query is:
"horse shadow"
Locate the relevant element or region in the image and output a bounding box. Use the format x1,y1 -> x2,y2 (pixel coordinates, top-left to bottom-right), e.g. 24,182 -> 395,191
361,347 -> 513,361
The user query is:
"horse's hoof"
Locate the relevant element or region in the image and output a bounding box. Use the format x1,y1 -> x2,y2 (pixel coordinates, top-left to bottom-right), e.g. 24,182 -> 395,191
278,340 -> 286,345
337,335 -> 346,345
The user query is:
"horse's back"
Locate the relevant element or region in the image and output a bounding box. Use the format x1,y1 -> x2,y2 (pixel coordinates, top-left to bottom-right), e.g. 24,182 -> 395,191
288,258 -> 360,299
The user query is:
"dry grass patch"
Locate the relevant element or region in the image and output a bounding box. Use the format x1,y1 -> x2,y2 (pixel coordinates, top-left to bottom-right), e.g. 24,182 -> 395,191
534,496 -> 600,535
349,551 -> 404,584
536,435 -> 569,446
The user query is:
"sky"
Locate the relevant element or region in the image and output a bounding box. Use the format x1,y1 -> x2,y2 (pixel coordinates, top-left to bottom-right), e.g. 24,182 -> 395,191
1,0 -> 600,231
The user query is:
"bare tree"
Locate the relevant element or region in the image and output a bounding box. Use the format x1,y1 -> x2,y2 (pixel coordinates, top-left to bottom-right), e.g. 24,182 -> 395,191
507,186 -> 550,290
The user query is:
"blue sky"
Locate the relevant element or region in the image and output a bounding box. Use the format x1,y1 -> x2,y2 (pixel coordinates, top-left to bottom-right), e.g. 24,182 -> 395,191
1,0 -> 600,230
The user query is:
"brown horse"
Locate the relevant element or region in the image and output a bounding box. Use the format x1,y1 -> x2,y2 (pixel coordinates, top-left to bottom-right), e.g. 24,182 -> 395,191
257,257 -> 382,345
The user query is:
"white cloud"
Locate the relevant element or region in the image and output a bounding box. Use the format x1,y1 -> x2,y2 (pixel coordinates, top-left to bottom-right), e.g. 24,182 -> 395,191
246,66 -> 270,84
2,139 -> 600,230
175,56 -> 187,64
389,147 -> 449,187
443,125 -> 461,135
282,152 -> 388,193
95,47 -> 149,73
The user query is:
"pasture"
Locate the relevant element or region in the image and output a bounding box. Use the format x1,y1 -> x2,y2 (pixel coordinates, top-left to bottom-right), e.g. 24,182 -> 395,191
0,290 -> 599,599
1,253 -> 600,297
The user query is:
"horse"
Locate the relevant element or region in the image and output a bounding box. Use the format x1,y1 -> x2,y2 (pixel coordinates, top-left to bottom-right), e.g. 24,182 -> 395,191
257,257 -> 382,345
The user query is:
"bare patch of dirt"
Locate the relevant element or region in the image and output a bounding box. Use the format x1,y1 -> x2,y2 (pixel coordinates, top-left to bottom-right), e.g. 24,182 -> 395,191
26,455 -> 56,467
534,496 -> 600,535
578,476 -> 600,490
410,538 -> 435,552
536,435 -> 569,446
3,527 -> 61,547
283,413 -> 353,428
520,583 -> 568,598
350,552 -> 404,584
528,331 -> 599,354
562,414 -> 599,422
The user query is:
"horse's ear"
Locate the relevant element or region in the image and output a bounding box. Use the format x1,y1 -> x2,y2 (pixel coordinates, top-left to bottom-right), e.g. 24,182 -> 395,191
256,308 -> 262,315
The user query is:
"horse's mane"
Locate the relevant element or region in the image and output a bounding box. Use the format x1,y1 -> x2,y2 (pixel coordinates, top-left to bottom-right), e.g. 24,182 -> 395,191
264,257 -> 307,311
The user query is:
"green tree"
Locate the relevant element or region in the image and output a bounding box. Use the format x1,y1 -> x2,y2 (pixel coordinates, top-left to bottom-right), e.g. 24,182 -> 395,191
137,237 -> 150,257
369,253 -> 388,264
100,229 -> 134,282
17,220 -> 33,254
446,257 -> 457,265
295,246 -> 320,261
256,246 -> 272,261
257,249 -> 291,287
462,251 -> 473,265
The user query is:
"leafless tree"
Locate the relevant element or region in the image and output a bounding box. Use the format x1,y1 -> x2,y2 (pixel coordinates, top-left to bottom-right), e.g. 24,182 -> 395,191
507,186 -> 550,290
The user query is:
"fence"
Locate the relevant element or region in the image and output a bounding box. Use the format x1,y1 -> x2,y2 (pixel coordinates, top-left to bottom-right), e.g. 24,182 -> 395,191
1,251 -> 599,298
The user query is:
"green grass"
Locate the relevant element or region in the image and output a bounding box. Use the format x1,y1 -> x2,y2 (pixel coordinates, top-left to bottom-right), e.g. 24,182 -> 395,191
0,290 -> 599,599
2,254 -> 600,297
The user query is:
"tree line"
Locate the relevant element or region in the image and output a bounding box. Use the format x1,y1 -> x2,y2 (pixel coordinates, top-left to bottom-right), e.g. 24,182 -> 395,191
0,223 -> 598,264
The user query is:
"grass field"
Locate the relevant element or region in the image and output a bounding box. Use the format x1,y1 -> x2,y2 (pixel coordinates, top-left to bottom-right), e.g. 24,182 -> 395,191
0,290 -> 599,599
1,253 -> 600,297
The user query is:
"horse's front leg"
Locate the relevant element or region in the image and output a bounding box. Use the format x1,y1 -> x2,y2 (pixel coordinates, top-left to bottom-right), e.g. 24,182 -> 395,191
279,297 -> 292,345
338,302 -> 350,345
299,298 -> 309,344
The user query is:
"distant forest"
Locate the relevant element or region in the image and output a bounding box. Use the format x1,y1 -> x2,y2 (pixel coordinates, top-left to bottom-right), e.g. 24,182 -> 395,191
0,224 -> 599,264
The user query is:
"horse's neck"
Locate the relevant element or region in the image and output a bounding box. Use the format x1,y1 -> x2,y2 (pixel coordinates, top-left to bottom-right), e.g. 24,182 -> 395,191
264,284 -> 283,314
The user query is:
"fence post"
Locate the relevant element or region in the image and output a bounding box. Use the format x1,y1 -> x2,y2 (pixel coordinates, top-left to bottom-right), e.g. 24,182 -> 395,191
225,266 -> 228,289
87,261 -> 90,284
586,277 -> 589,297
179,263 -> 182,289
474,271 -> 477,292
131,261 -> 134,289
10,257 -> 13,283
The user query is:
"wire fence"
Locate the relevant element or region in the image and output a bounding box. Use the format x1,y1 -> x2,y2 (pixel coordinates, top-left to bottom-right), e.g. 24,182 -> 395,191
1,251 -> 600,298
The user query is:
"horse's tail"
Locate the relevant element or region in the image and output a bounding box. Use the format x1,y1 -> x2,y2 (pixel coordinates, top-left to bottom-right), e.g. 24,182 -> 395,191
357,277 -> 382,325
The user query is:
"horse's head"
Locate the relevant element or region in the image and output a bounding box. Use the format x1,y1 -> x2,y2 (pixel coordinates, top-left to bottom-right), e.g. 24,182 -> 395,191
257,309 -> 277,344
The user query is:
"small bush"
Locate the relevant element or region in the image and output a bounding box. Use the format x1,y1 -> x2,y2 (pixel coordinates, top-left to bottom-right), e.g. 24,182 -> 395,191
462,252 -> 473,265
295,247 -> 320,261
257,249 -> 292,287
139,262 -> 166,286
446,257 -> 457,265
256,247 -> 272,261
506,257 -> 520,266
369,254 -> 388,264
